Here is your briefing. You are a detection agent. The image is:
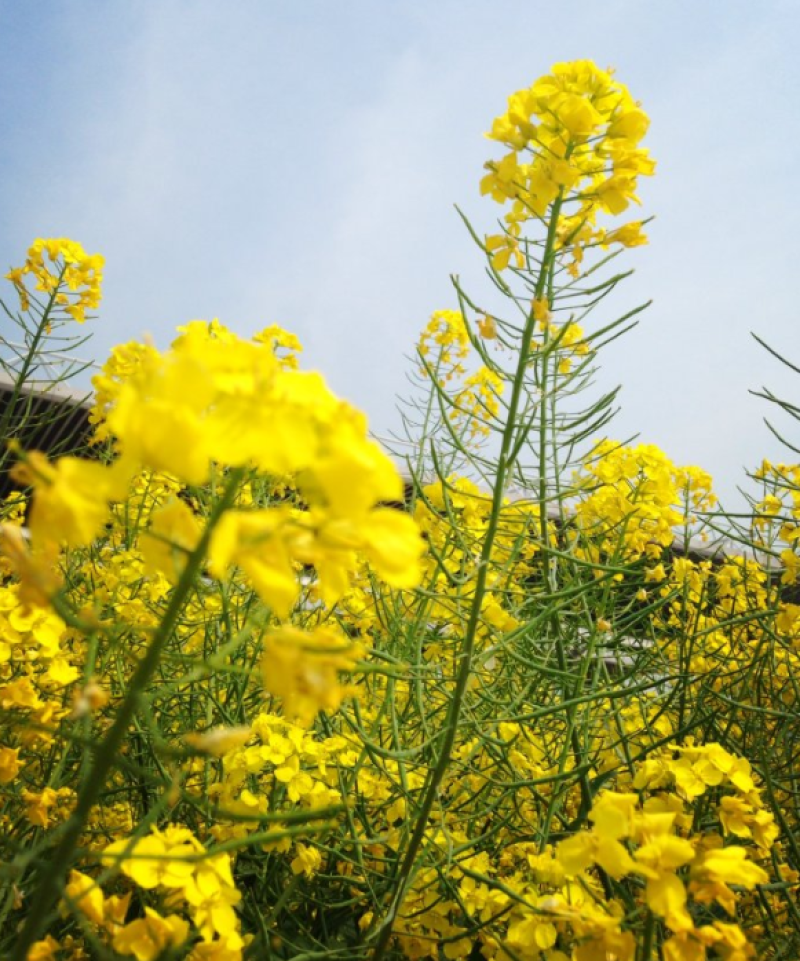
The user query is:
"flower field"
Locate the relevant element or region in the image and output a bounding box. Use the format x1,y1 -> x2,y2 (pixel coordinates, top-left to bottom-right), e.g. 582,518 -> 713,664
2,60 -> 800,961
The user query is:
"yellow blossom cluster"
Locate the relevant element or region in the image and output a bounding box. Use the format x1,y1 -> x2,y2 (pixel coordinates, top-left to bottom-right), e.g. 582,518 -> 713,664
5,237 -> 103,321
87,825 -> 245,958
572,440 -> 717,566
418,309 -> 471,383
417,309 -> 508,440
15,319 -> 424,623
481,60 -> 655,277
752,460 -> 800,585
451,365 -> 505,439
554,744 -> 774,960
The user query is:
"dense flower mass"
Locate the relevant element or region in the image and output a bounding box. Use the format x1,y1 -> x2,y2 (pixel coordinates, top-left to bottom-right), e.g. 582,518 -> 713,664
2,59 -> 800,961
15,319 -> 424,610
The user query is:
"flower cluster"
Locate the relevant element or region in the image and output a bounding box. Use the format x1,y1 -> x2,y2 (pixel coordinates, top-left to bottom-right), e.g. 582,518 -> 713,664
482,60 -> 654,276
553,744 -> 775,960
418,309 -> 471,383
5,237 -> 103,321
18,320 -> 423,620
417,310 -> 507,440
572,440 -> 717,566
95,825 -> 244,958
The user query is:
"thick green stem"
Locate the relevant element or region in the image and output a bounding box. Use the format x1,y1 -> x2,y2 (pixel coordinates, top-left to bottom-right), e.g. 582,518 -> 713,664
12,467 -> 245,958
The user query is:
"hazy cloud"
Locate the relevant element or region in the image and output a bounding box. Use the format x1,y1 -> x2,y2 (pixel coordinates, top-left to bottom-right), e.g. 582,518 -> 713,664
1,0 -> 798,506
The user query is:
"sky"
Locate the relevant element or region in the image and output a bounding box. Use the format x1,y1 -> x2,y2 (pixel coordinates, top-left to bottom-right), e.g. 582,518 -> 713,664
1,0 -> 799,509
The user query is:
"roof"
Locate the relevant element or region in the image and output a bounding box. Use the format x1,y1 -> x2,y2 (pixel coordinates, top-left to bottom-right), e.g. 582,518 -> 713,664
0,373 -> 94,500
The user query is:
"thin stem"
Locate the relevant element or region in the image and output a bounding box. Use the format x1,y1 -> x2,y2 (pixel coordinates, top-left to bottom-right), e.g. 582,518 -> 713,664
368,193 -> 565,960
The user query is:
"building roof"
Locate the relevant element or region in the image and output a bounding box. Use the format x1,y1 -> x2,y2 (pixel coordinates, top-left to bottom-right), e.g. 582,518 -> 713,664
0,373 -> 94,500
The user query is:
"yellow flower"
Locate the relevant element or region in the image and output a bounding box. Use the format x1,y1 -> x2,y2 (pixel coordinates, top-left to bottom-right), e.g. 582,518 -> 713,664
11,451 -> 129,549
307,414 -> 404,515
187,937 -> 247,960
112,909 -> 189,961
485,226 -> 525,271
62,871 -> 105,927
718,796 -> 754,839
0,677 -> 43,711
480,153 -> 525,205
22,787 -> 60,827
103,828 -> 199,890
589,791 -> 638,840
90,340 -> 162,444
0,745 -> 21,783
288,508 -> 422,609
750,809 -> 779,850
6,237 -> 103,322
291,843 -> 322,878
209,508 -> 299,619
645,872 -> 692,932
634,832 -> 695,878
603,220 -> 648,248
694,845 -> 769,889
104,826 -> 242,949
557,92 -> 603,139
690,845 -> 769,915
645,563 -> 667,583
354,508 -> 425,589
418,309 -> 470,382
262,625 -> 363,726
44,657 -> 79,687
182,854 -> 241,942
662,931 -> 708,961
0,525 -> 62,607
451,366 -> 505,440
25,936 -> 60,961
556,829 -> 636,879
476,315 -> 497,339
506,911 -> 558,953
253,323 -> 303,368
141,498 -> 203,584
532,297 -> 551,326
483,60 -> 654,239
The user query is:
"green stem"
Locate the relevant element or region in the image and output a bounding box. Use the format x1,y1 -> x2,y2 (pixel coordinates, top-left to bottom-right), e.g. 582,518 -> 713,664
0,267 -> 65,463
368,194 -> 564,960
639,908 -> 655,961
12,466 -> 245,958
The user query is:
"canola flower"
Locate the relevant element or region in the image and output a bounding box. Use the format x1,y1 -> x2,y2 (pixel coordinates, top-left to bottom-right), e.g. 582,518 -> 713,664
5,237 -> 103,322
3,314 -> 425,958
2,59 -> 800,961
481,59 -> 654,276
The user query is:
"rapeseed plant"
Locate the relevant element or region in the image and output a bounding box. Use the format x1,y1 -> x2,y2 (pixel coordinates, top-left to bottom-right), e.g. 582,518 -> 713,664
1,60 -> 799,961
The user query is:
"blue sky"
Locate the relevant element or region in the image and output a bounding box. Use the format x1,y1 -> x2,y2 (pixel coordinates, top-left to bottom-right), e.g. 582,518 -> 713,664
1,0 -> 799,507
